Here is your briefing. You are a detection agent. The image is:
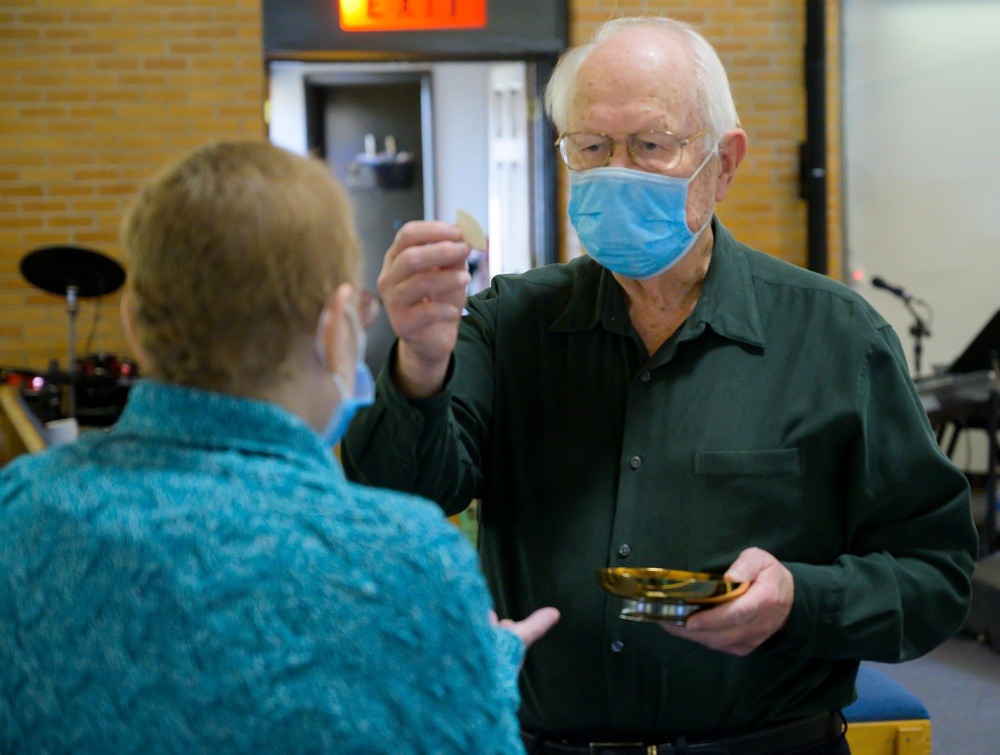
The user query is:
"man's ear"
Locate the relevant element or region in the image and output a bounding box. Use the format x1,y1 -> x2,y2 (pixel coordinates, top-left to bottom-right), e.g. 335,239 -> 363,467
316,282 -> 354,375
120,290 -> 151,372
715,127 -> 748,202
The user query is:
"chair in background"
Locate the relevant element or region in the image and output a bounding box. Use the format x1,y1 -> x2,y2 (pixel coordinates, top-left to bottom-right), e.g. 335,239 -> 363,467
843,663 -> 931,755
0,384 -> 47,466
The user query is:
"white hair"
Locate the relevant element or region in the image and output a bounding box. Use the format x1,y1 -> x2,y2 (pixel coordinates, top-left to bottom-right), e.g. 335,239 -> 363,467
544,16 -> 741,140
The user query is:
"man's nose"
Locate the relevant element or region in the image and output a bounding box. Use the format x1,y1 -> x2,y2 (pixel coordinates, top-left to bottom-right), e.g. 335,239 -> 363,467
606,141 -> 632,168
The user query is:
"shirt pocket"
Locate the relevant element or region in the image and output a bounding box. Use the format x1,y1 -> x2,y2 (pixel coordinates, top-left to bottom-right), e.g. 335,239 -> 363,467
690,448 -> 803,561
693,448 -> 801,477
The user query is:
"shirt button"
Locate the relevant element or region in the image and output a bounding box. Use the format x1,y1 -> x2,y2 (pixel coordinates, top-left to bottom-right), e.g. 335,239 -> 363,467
611,640 -> 624,653
628,455 -> 642,470
617,544 -> 631,559
639,371 -> 651,382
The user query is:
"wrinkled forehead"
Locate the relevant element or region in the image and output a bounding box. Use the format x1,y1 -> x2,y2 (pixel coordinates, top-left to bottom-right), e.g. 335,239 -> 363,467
569,27 -> 702,132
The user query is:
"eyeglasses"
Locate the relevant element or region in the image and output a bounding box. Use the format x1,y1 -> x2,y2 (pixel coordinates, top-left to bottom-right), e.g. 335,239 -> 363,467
555,129 -> 709,172
356,288 -> 382,330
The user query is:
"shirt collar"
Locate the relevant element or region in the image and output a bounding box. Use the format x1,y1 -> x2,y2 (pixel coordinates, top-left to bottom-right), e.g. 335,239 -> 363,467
546,255 -> 607,333
547,218 -> 766,350
688,219 -> 766,349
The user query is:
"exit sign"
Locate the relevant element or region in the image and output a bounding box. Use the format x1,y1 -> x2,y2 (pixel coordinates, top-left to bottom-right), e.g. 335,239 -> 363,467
339,0 -> 488,32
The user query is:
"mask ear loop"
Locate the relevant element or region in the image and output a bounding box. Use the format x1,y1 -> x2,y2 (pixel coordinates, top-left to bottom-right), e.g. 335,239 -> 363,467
316,303 -> 366,401
687,135 -> 725,239
315,308 -> 349,402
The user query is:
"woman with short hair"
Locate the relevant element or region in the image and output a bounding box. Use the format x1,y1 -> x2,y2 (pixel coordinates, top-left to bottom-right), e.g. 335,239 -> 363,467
0,140 -> 557,754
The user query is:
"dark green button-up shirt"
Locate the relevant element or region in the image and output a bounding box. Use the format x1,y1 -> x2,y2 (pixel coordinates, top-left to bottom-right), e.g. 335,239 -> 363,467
344,220 -> 977,733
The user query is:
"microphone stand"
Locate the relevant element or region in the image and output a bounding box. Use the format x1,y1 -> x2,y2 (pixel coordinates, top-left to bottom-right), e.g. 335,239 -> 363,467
903,298 -> 931,377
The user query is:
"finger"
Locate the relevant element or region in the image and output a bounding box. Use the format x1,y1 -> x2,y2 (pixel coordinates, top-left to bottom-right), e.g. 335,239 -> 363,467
683,597 -> 755,633
390,220 -> 463,258
386,225 -> 466,275
660,616 -> 764,656
723,546 -> 770,584
381,242 -> 471,292
514,607 -> 561,648
390,267 -> 471,309
488,609 -> 499,626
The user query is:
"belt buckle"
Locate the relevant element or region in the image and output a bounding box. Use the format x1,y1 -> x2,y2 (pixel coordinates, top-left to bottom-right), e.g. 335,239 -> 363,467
588,744 -> 657,755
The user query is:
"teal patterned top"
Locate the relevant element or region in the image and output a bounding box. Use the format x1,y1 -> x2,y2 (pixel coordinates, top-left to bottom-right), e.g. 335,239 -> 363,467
0,380 -> 525,753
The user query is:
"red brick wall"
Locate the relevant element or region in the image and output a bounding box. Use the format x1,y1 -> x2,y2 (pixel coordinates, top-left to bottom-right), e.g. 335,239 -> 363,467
0,0 -> 265,372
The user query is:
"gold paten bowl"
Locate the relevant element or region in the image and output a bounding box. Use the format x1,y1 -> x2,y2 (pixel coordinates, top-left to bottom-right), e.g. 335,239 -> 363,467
595,567 -> 749,624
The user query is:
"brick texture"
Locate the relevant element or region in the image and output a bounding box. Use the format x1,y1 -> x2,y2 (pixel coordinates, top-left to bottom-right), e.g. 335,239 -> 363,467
0,0 -> 264,372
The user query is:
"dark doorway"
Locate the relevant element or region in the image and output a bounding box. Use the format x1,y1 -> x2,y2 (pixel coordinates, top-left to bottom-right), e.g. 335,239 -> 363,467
307,74 -> 431,375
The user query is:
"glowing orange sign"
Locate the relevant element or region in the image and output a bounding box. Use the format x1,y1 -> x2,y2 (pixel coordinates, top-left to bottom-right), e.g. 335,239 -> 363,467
339,0 -> 487,32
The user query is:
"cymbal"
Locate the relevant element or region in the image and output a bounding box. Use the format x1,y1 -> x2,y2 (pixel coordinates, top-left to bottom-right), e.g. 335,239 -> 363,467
20,244 -> 126,298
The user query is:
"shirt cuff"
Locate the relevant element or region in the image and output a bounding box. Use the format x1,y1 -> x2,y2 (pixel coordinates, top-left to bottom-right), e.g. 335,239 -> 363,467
375,340 -> 456,431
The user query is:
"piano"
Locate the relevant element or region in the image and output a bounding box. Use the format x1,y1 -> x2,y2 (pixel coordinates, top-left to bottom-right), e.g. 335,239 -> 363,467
914,309 -> 1000,555
917,369 -> 998,430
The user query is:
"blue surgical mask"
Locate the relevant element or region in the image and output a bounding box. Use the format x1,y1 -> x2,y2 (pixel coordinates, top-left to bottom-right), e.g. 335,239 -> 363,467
317,305 -> 375,446
567,145 -> 717,279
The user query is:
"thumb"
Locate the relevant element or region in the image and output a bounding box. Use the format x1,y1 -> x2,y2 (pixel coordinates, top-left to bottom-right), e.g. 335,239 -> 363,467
724,546 -> 769,584
510,607 -> 561,650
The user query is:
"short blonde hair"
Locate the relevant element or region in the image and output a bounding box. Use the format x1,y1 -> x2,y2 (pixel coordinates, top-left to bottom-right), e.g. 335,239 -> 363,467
121,140 -> 361,392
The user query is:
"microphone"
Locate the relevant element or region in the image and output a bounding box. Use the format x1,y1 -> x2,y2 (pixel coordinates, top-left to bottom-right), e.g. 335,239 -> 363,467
871,276 -> 912,303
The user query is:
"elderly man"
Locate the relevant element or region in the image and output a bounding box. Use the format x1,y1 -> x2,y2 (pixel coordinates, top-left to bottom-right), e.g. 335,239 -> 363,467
343,16 -> 977,755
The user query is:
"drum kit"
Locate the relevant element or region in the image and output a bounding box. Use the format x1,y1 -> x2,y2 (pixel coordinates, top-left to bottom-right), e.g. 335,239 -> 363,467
5,244 -> 138,426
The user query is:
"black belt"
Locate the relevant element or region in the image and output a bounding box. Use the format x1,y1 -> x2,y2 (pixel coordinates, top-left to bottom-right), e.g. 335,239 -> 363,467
522,711 -> 846,755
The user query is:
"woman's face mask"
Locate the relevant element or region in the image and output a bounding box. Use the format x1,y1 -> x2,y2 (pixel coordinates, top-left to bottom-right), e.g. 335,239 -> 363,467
567,144 -> 718,280
316,303 -> 375,446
